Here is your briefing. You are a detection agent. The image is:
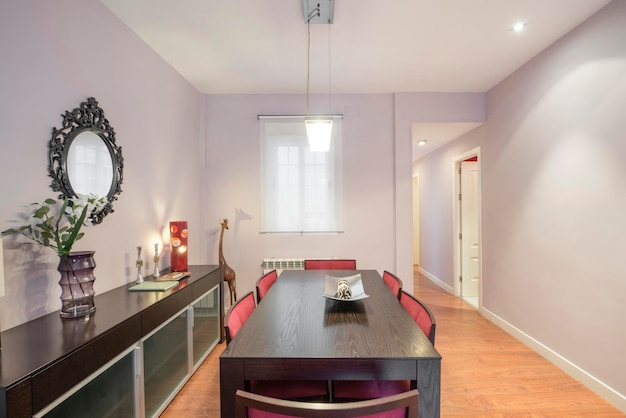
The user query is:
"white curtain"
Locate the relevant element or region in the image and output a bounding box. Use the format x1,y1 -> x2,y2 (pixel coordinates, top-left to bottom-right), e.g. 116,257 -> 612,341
259,116 -> 343,233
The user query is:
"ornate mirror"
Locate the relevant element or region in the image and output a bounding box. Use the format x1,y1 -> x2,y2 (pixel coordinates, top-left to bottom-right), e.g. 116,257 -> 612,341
48,97 -> 123,224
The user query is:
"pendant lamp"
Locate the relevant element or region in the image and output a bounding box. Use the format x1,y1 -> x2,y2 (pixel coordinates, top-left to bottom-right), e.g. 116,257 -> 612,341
304,0 -> 334,152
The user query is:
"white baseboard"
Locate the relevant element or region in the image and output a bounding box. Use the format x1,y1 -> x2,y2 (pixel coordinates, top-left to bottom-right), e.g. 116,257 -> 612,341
418,267 -> 454,294
481,308 -> 626,414
419,269 -> 626,414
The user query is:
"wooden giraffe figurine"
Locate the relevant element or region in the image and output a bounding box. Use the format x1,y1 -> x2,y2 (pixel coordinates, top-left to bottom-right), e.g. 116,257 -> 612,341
219,218 -> 237,305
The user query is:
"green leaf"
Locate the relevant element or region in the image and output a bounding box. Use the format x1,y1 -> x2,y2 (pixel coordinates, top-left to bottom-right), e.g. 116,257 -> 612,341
44,198 -> 57,205
2,228 -> 18,234
41,231 -> 54,239
33,207 -> 47,218
37,222 -> 51,232
61,205 -> 88,254
54,199 -> 70,251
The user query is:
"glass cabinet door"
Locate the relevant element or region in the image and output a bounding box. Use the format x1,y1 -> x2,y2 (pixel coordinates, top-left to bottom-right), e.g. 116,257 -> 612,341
192,284 -> 221,369
35,346 -> 137,418
143,309 -> 189,418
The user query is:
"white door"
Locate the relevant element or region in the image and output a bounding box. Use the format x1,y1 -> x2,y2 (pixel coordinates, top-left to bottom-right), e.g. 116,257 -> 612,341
460,161 -> 479,298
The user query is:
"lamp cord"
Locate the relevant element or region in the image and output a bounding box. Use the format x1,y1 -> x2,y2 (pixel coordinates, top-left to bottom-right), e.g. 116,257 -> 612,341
328,15 -> 332,113
306,16 -> 310,116
306,4 -> 320,117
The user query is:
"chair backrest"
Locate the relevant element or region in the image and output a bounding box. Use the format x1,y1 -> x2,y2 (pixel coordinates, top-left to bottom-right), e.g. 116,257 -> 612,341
304,259 -> 357,270
236,389 -> 418,418
400,291 -> 436,345
225,291 -> 256,344
382,270 -> 403,300
256,270 -> 278,303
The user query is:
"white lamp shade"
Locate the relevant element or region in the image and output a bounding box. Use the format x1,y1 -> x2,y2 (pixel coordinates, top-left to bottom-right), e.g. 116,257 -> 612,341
305,119 -> 333,152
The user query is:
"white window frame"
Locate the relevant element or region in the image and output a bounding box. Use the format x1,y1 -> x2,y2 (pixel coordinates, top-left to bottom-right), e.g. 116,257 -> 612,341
259,115 -> 343,234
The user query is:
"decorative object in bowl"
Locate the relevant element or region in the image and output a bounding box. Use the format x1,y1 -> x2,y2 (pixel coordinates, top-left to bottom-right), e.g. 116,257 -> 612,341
324,274 -> 369,301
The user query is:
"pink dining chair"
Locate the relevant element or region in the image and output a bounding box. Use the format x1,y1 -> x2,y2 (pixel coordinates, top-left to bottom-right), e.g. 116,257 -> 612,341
304,259 -> 356,270
256,270 -> 278,303
334,291 -> 436,401
225,291 -> 257,344
399,291 -> 436,345
382,271 -> 403,300
226,293 -> 329,400
236,388 -> 419,418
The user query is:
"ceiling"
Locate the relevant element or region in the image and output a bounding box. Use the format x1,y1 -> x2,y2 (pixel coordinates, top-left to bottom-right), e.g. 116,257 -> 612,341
100,0 -> 611,160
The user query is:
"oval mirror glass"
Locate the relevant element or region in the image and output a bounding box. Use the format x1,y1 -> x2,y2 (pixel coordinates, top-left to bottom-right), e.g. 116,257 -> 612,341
66,131 -> 114,199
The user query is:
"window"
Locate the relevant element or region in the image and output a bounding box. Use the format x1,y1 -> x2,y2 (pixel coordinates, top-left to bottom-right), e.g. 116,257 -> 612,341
260,116 -> 343,233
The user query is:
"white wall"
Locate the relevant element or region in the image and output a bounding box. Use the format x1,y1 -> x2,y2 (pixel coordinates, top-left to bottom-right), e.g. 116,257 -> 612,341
415,0 -> 626,409
0,1 -> 205,330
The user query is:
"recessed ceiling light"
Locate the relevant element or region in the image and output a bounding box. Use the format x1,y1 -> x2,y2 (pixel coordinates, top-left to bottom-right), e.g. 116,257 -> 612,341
512,22 -> 527,32
417,140 -> 427,146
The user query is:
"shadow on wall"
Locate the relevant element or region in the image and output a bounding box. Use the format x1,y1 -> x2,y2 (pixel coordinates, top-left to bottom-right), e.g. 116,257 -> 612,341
2,237 -> 56,327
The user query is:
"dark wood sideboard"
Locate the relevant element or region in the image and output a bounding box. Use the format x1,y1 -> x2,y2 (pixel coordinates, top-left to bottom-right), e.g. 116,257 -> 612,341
0,264 -> 223,418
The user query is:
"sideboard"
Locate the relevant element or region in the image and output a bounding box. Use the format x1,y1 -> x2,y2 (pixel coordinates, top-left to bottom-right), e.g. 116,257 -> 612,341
0,264 -> 223,418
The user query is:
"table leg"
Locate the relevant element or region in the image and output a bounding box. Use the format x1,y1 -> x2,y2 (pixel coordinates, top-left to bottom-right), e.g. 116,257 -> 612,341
220,358 -> 244,417
417,359 -> 441,418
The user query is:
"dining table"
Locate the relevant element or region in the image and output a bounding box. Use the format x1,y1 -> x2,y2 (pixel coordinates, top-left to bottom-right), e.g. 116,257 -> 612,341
219,269 -> 441,418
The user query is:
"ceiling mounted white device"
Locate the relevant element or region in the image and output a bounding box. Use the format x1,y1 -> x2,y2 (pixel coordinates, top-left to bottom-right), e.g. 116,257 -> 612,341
302,0 -> 334,24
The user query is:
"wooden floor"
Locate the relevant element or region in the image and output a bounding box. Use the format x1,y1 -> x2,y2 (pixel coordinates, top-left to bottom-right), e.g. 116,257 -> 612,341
162,268 -> 624,417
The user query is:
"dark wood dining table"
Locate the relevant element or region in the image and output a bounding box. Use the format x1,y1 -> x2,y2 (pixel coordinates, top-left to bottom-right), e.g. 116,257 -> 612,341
219,269 -> 441,418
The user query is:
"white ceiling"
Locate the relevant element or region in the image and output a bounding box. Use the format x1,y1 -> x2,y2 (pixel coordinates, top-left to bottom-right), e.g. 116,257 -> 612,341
100,0 -> 611,159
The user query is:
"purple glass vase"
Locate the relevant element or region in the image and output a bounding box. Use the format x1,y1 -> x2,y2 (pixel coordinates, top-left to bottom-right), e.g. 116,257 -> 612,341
57,250 -> 97,319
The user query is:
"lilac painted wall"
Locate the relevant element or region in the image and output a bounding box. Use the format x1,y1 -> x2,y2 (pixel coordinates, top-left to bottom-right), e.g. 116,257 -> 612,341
414,0 -> 626,408
0,1 -> 205,330
203,94 -> 396,296
201,92 -> 484,302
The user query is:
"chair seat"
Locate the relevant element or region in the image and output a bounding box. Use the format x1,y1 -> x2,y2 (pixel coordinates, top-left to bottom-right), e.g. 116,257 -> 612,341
333,380 -> 410,400
251,379 -> 329,400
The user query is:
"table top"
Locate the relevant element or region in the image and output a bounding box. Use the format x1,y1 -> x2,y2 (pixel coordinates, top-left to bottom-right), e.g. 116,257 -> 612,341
221,269 -> 441,360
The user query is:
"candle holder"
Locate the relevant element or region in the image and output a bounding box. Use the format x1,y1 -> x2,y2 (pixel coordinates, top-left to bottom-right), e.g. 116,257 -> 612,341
153,243 -> 161,278
136,246 -> 144,284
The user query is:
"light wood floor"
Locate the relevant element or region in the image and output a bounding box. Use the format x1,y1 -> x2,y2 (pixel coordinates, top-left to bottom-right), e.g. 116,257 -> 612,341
162,269 -> 624,417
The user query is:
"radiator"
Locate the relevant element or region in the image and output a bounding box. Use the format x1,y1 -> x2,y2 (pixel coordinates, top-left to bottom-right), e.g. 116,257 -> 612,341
262,258 -> 305,275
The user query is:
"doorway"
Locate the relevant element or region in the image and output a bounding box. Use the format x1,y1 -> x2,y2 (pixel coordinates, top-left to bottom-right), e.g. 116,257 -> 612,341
453,148 -> 482,309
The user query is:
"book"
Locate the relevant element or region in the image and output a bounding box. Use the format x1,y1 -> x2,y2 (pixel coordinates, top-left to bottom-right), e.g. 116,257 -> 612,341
129,280 -> 179,292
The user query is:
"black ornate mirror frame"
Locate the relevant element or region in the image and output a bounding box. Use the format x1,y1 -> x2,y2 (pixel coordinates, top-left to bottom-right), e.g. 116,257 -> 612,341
48,97 -> 124,224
